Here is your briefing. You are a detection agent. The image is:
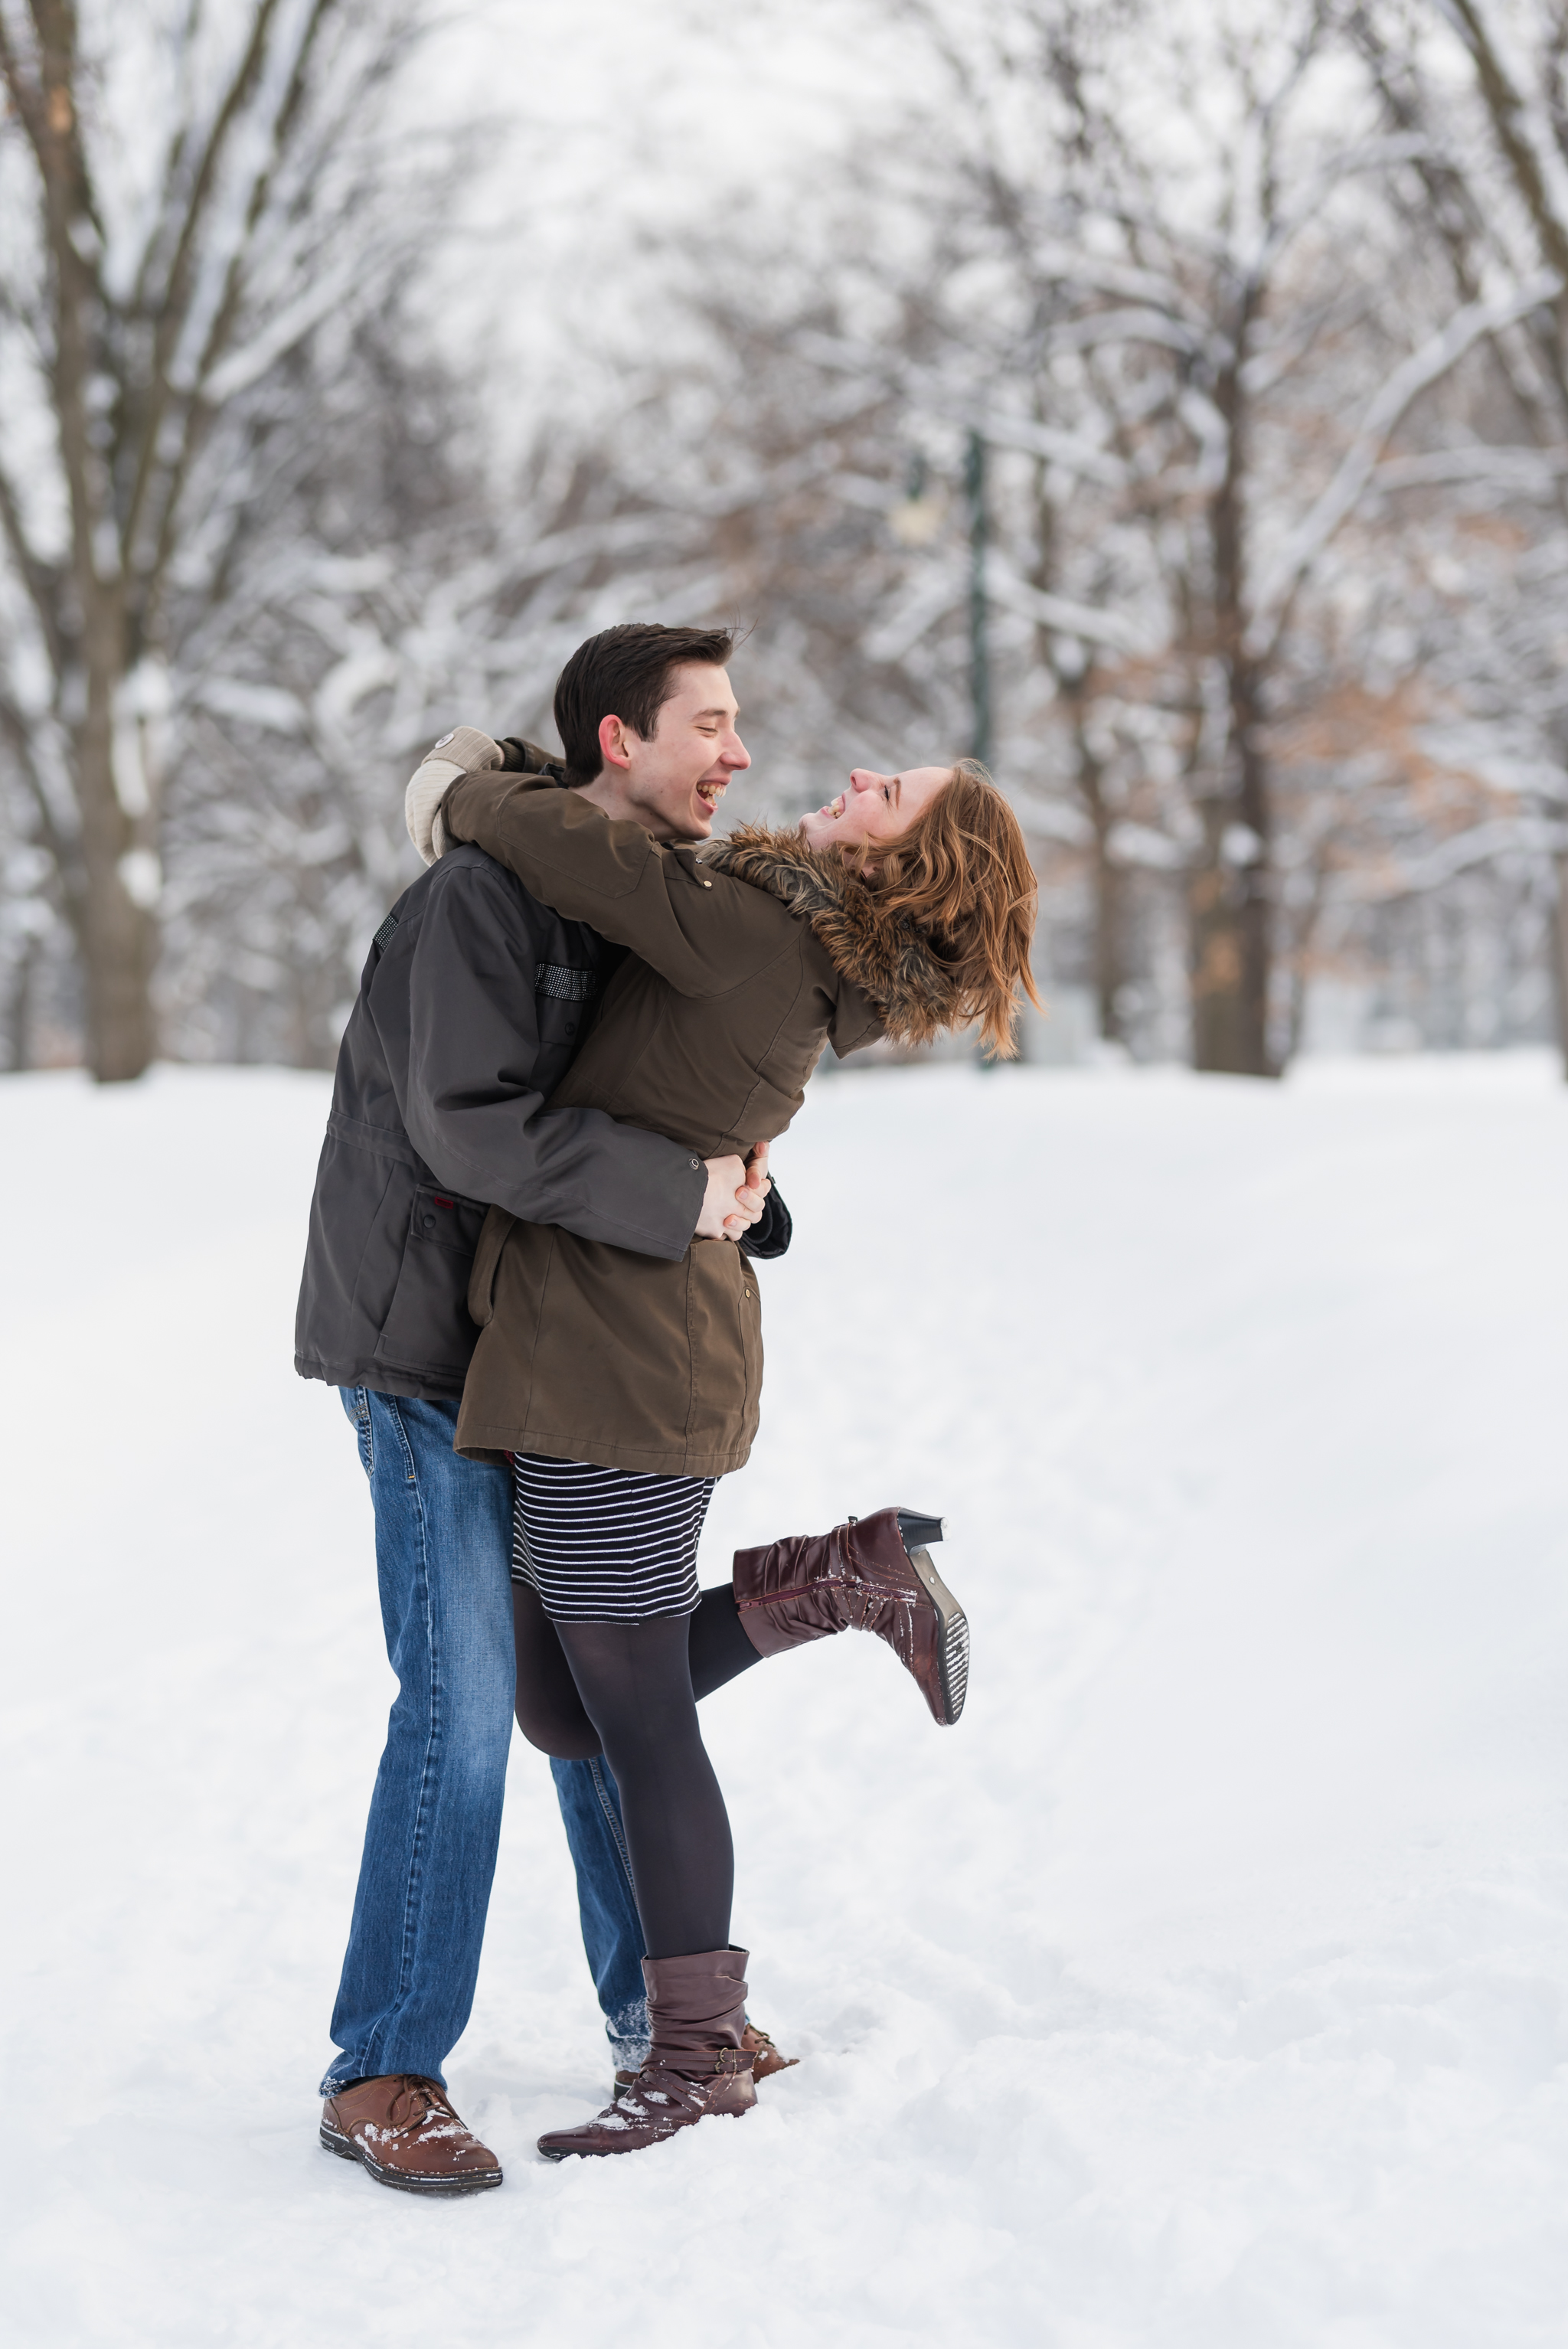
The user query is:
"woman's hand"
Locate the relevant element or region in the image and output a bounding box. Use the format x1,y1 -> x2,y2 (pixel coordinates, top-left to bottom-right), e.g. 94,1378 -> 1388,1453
404,727 -> 505,864
727,1141 -> 771,1240
694,1143 -> 772,1243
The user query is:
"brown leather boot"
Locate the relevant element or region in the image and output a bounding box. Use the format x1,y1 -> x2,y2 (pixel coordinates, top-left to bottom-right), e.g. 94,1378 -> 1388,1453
612,2019 -> 795,2102
732,1505 -> 969,1725
541,1948 -> 757,2161
319,2074 -> 503,2194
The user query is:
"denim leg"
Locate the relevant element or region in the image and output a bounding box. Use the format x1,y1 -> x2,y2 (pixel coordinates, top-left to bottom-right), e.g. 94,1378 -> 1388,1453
548,1755 -> 652,2070
322,1387 -> 515,2094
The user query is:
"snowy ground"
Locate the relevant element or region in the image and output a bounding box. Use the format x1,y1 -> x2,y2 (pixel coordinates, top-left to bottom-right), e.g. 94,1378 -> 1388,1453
4,1054 -> 1567,2347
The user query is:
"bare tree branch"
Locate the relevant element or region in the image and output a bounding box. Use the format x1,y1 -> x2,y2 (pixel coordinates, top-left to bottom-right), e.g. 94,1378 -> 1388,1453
121,0 -> 292,564
1249,267 -> 1563,655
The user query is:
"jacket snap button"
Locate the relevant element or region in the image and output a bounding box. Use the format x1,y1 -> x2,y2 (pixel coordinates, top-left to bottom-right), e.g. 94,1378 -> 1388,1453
422,1214 -> 435,1230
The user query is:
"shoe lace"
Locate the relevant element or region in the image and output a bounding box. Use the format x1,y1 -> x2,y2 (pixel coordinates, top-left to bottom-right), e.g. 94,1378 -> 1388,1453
386,2076 -> 460,2137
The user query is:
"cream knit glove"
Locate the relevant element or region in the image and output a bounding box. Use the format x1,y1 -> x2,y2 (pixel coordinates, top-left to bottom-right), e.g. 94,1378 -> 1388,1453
404,726 -> 505,864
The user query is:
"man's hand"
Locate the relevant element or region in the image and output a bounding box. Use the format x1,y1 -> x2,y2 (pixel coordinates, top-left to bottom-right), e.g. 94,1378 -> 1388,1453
694,1148 -> 772,1243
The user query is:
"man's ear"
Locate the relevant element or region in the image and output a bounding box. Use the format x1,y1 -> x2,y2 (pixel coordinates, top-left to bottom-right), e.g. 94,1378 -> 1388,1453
597,713 -> 634,772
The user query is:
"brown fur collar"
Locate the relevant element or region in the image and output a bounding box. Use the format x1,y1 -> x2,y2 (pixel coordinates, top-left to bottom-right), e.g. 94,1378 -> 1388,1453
701,824 -> 959,1047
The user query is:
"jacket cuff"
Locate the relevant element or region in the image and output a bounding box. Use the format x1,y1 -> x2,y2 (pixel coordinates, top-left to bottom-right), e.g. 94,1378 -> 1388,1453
499,737 -> 570,784
592,1127 -> 707,1260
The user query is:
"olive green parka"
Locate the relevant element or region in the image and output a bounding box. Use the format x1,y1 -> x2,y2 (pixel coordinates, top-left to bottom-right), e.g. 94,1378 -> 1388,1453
439,769 -> 966,1476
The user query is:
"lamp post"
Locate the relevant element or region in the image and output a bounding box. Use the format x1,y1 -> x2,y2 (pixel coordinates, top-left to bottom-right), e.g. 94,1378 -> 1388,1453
965,426 -> 991,770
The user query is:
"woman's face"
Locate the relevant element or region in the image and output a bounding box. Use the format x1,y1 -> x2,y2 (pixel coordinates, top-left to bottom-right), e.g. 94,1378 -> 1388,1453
799,765 -> 951,856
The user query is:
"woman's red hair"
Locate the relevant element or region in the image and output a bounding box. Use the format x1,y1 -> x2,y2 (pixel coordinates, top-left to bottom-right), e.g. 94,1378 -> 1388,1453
868,760 -> 1042,1057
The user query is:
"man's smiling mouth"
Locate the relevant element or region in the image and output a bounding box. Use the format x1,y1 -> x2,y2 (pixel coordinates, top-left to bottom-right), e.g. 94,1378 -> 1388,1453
697,779 -> 727,809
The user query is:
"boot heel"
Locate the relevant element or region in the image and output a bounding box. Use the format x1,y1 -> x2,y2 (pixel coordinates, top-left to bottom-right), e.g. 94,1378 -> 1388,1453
904,1543 -> 970,1725
898,1511 -> 946,1550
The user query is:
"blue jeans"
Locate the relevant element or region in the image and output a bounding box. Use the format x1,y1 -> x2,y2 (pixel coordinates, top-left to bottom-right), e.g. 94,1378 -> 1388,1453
548,1755 -> 652,2070
322,1388 -> 648,2093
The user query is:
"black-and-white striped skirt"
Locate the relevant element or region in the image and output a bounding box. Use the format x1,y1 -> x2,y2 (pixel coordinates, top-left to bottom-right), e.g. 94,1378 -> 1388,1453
511,1452 -> 718,1623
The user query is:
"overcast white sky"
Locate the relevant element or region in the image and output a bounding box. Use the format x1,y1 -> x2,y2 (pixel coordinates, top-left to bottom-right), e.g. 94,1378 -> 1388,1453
413,0 -> 914,400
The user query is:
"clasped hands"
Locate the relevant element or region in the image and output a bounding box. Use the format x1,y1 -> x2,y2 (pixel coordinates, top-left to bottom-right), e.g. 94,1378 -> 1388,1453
694,1142 -> 772,1243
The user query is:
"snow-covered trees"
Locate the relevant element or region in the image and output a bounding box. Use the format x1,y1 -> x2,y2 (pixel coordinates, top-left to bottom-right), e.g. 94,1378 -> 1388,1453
0,0 -> 433,1076
683,0 -> 1568,1072
1350,0 -> 1568,1056
0,0 -> 787,1072
159,358 -> 741,1066
5,0 -> 1566,1076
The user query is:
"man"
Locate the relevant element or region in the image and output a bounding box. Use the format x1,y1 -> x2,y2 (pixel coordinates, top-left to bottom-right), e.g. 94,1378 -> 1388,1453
296,622 -> 781,2194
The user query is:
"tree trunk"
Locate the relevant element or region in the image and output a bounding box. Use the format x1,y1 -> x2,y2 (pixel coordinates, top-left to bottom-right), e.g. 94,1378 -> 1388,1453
1191,326 -> 1274,1077
1070,704 -> 1127,1044
1030,463 -> 1130,1046
1188,707 -> 1272,1075
1090,815 -> 1128,1045
16,10 -> 162,1082
1552,851 -> 1568,1083
5,934 -> 38,1072
73,660 -> 158,1083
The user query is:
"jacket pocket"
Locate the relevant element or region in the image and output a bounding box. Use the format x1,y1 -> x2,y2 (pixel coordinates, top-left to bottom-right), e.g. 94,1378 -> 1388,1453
467,1206 -> 516,1331
684,1240 -> 756,1454
374,1185 -> 488,1376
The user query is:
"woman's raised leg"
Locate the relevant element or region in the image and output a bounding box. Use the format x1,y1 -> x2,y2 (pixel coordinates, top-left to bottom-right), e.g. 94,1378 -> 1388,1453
687,1583 -> 763,1698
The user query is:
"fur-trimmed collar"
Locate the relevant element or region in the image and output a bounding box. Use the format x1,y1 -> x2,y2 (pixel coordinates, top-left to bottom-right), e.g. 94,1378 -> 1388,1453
701,824 -> 960,1047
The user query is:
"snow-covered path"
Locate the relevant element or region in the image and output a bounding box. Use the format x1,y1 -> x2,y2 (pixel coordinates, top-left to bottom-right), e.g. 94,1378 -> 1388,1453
3,1056 -> 1566,2347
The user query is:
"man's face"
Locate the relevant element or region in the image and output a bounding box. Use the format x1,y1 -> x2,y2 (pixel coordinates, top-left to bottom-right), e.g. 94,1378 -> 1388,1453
601,663 -> 750,841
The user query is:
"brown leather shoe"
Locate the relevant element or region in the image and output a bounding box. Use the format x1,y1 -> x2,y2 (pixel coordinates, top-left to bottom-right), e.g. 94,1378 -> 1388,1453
612,2018 -> 795,2102
732,1506 -> 969,1725
542,1948 -> 756,2161
320,2074 -> 503,2194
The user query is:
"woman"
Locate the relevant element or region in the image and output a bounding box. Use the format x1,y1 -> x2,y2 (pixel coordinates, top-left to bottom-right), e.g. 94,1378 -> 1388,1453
414,740 -> 1038,2159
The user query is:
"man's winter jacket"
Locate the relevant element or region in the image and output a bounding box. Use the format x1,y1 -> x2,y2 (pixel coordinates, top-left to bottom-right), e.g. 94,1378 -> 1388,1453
295,839 -> 721,1403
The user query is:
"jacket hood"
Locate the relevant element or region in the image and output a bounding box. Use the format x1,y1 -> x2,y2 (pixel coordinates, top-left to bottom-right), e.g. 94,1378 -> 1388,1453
701,825 -> 961,1049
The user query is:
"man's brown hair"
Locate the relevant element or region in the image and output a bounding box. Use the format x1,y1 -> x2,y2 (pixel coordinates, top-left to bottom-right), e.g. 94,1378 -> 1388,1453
871,760 -> 1043,1058
553,622 -> 738,786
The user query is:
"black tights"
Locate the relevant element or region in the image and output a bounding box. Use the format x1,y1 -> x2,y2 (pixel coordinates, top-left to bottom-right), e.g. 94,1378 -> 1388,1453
512,1584 -> 760,1959
511,1582 -> 760,1758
